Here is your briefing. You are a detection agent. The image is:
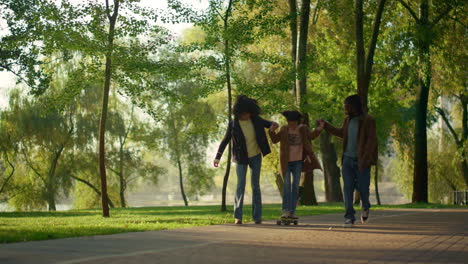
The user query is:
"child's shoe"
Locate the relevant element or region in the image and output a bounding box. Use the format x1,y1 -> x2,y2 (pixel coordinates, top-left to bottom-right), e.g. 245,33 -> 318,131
290,212 -> 299,219
281,210 -> 290,218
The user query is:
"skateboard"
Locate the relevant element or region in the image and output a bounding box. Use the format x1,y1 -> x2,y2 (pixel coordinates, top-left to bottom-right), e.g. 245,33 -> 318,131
276,217 -> 298,226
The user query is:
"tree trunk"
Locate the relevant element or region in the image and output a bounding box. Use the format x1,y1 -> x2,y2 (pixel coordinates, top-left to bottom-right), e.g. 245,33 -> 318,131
412,0 -> 430,203
221,144 -> 231,211
295,0 -> 311,105
460,95 -> 467,187
220,1 -> 234,212
47,190 -> 56,211
374,164 -> 381,205
300,172 -> 318,205
355,0 -> 387,112
118,145 -> 126,208
299,114 -> 318,205
119,173 -> 126,208
320,132 -> 343,202
98,0 -> 120,217
46,147 -> 64,212
177,158 -> 188,206
355,0 -> 366,105
461,158 -> 468,188
288,0 -> 298,96
275,172 -> 284,197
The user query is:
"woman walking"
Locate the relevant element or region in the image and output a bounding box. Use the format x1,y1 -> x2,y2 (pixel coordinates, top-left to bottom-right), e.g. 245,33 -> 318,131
214,95 -> 278,224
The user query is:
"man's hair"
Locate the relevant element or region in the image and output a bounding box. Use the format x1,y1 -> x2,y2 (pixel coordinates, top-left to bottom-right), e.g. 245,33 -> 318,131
233,95 -> 261,119
344,94 -> 363,115
282,110 -> 302,121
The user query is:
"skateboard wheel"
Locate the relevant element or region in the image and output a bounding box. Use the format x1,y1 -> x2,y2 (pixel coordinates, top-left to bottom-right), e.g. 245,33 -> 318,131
276,220 -> 281,225
294,221 -> 298,225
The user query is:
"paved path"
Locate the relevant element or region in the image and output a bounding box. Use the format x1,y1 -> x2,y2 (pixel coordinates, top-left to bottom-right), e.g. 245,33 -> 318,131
1,209 -> 467,264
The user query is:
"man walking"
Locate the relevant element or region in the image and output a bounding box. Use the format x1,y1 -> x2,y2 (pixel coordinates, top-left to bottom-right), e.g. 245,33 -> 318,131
320,94 -> 377,227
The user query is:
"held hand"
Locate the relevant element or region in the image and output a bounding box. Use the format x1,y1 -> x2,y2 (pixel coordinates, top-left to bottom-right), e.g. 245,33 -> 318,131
318,119 -> 325,131
213,159 -> 220,168
315,119 -> 325,131
270,122 -> 279,132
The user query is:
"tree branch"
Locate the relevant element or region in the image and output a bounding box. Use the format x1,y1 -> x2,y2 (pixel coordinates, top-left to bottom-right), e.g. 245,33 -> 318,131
435,106 -> 461,146
21,146 -> 46,184
105,0 -> 112,20
365,0 -> 387,82
224,0 -> 234,22
449,15 -> 468,29
70,175 -> 115,208
108,166 -> 121,177
0,152 -> 15,194
460,94 -> 467,141
212,6 -> 224,20
432,5 -> 453,26
397,0 -> 419,22
0,64 -> 41,91
311,0 -> 321,25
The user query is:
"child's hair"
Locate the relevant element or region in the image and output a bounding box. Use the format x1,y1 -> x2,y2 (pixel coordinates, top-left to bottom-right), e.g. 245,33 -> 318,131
233,95 -> 261,119
282,110 -> 302,122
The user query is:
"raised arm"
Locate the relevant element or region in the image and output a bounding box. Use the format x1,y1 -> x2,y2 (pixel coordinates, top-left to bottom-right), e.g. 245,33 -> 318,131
323,119 -> 345,139
259,116 -> 273,128
258,116 -> 279,131
305,125 -> 322,140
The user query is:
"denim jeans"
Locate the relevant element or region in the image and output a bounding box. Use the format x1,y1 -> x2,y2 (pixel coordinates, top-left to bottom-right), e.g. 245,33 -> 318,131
342,156 -> 371,221
282,161 -> 303,214
234,154 -> 262,221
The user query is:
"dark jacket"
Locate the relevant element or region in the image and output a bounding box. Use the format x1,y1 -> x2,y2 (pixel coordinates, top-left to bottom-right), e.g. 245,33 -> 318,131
215,116 -> 273,164
269,125 -> 322,177
324,114 -> 378,171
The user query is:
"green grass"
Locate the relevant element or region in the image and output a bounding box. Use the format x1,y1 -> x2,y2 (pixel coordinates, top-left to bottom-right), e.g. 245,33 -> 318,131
0,203 -> 464,243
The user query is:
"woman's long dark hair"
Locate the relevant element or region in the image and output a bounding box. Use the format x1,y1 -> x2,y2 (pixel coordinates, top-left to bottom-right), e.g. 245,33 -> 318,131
233,95 -> 261,119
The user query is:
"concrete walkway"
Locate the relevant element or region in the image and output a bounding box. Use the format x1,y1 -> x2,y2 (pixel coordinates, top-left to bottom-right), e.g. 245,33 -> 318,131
1,209 -> 467,264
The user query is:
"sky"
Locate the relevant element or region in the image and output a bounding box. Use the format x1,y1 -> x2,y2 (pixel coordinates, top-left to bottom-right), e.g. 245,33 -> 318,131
0,0 -> 209,109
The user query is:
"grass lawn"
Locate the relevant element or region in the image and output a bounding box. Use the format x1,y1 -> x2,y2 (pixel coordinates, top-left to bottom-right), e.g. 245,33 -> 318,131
0,203 -> 464,243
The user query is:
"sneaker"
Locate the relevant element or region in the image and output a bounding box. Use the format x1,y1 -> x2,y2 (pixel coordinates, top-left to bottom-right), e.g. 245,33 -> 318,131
281,210 -> 290,218
290,213 -> 299,219
254,220 -> 262,224
343,218 -> 354,228
361,209 -> 369,224
234,218 -> 242,225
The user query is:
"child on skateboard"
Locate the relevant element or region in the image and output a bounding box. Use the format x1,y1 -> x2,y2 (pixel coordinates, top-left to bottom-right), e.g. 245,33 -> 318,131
269,110 -> 324,224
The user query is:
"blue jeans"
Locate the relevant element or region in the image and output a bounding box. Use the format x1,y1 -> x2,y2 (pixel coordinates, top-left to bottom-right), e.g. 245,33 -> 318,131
234,154 -> 262,221
342,156 -> 371,221
282,161 -> 303,214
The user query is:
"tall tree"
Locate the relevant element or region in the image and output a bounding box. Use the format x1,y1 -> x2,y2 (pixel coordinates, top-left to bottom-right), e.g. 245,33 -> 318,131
107,103 -> 163,208
219,0 -> 234,212
396,0 -> 462,202
295,0 -> 321,205
159,87 -> 217,206
97,0 -> 120,217
2,90 -> 75,211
